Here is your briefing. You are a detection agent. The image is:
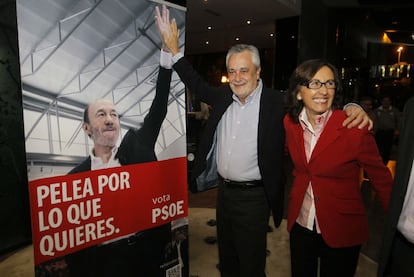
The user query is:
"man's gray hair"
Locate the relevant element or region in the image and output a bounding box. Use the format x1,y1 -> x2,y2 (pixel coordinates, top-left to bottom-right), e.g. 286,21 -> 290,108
225,44 -> 261,69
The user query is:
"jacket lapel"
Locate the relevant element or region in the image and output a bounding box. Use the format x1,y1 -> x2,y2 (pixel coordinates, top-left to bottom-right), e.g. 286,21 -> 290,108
258,89 -> 270,144
290,123 -> 308,165
308,112 -> 342,164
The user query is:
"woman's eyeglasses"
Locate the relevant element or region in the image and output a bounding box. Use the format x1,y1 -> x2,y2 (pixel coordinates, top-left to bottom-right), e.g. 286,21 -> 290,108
302,79 -> 337,89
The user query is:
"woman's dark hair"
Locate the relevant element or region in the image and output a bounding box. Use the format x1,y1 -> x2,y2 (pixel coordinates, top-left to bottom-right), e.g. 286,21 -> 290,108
286,59 -> 343,123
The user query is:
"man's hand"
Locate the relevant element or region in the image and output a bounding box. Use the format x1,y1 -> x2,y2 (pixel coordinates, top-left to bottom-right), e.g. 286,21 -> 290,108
161,18 -> 180,55
155,5 -> 170,49
343,104 -> 373,130
155,5 -> 180,55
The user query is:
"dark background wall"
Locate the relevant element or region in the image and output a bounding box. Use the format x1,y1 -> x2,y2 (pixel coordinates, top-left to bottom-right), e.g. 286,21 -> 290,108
274,16 -> 299,91
0,0 -> 32,255
297,0 -> 414,108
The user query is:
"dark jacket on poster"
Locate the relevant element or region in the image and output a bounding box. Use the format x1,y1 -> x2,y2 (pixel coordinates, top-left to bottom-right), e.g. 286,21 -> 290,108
173,57 -> 286,228
377,96 -> 414,277
65,67 -> 173,277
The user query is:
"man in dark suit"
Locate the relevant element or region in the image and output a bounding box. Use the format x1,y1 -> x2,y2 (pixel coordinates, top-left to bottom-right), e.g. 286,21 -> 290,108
63,66 -> 173,277
157,17 -> 283,276
156,6 -> 371,276
378,96 -> 414,277
35,66 -> 174,277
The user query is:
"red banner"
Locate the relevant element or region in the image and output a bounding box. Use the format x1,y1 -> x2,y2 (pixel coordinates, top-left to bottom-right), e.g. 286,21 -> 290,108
28,157 -> 188,265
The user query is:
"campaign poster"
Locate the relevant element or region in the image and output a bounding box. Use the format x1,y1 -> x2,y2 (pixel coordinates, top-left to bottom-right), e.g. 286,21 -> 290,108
16,0 -> 188,276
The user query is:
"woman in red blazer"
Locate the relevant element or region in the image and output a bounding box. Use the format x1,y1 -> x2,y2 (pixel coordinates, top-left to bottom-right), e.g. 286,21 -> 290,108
283,59 -> 392,277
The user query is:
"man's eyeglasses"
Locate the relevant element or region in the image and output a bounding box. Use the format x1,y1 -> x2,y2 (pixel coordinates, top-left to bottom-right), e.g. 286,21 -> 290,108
302,79 -> 337,89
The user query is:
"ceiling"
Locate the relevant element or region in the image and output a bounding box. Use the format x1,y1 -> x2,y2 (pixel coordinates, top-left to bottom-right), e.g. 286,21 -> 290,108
184,0 -> 301,55
182,0 -> 414,55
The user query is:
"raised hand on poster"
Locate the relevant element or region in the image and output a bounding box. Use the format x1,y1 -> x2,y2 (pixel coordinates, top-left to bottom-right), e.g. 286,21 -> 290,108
155,5 -> 171,49
155,7 -> 180,56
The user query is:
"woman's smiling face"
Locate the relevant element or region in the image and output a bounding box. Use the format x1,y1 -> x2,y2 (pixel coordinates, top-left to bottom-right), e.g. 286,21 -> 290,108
297,65 -> 336,122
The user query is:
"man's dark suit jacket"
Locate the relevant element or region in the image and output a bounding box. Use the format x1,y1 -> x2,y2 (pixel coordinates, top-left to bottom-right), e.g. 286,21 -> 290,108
377,96 -> 414,277
174,57 -> 286,228
66,67 -> 173,276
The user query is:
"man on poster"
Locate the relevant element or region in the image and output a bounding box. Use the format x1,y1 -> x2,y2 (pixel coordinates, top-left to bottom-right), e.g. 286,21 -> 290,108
35,64 -> 179,276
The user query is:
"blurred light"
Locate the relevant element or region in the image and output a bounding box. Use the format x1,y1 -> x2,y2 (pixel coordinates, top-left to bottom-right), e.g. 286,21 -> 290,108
397,46 -> 404,64
382,33 -> 391,43
380,65 -> 385,78
221,75 -> 229,83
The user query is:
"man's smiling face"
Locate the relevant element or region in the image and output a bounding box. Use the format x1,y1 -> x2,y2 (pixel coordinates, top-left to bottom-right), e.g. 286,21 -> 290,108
227,50 -> 261,103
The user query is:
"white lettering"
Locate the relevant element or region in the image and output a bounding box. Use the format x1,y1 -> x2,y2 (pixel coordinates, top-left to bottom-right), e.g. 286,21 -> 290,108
152,194 -> 171,204
38,208 -> 63,231
151,200 -> 185,223
38,218 -> 116,257
36,178 -> 94,207
37,186 -> 49,208
98,172 -> 131,194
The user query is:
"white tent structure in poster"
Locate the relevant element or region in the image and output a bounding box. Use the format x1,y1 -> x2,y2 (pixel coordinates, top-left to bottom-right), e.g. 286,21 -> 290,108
16,0 -> 187,180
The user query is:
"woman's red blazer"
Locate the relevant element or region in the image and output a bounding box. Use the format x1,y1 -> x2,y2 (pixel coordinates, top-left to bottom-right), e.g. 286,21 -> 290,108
284,110 -> 392,247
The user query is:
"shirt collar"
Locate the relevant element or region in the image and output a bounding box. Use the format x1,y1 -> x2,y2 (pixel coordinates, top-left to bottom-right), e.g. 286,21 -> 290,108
90,146 -> 119,169
299,108 -> 332,133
